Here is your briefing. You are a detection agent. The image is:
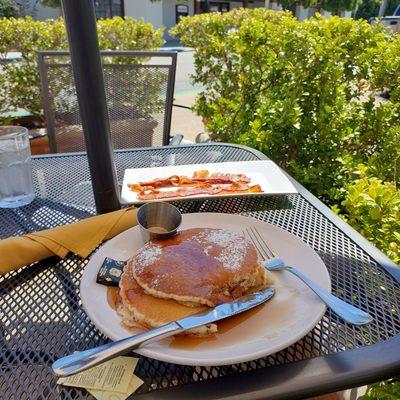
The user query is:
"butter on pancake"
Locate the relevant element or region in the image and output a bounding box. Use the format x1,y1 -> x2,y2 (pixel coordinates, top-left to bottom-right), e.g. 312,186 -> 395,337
118,263 -> 217,336
130,228 -> 272,308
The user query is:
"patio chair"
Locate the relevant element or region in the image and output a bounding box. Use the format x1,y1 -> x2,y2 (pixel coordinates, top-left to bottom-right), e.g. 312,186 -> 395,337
37,51 -> 182,153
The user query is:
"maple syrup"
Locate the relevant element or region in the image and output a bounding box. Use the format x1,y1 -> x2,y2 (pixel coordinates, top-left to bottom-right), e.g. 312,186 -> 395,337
107,273 -> 302,352
107,286 -> 119,311
169,279 -> 302,350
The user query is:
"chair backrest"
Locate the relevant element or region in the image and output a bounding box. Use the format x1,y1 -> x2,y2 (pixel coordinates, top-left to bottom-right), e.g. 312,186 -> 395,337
37,51 -> 177,153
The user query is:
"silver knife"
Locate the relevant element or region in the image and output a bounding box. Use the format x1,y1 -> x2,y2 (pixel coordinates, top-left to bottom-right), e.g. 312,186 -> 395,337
53,287 -> 275,377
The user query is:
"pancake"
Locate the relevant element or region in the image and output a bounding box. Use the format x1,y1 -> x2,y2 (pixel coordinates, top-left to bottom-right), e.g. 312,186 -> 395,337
130,228 -> 273,307
118,264 -> 217,336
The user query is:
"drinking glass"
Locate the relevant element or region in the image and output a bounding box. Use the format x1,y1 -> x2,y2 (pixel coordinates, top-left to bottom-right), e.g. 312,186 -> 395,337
0,126 -> 34,208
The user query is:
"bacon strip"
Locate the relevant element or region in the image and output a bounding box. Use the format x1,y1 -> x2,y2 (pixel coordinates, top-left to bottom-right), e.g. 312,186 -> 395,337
129,175 -> 181,192
209,173 -> 251,184
137,184 -> 262,201
129,169 -> 262,200
129,171 -> 251,192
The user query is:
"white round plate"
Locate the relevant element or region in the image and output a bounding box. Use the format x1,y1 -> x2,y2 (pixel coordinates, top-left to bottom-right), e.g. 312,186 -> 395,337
80,213 -> 331,366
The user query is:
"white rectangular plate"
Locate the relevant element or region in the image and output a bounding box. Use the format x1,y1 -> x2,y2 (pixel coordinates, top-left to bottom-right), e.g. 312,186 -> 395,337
120,160 -> 297,205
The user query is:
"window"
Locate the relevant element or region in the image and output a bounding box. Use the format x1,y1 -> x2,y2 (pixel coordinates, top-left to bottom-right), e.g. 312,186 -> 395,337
94,0 -> 124,18
200,1 -> 230,13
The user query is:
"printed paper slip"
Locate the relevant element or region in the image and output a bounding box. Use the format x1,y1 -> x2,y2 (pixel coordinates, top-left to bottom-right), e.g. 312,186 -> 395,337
58,357 -> 139,393
88,374 -> 144,400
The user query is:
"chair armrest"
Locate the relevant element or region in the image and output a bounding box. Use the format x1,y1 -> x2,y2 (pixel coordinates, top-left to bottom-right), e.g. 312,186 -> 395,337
169,134 -> 184,146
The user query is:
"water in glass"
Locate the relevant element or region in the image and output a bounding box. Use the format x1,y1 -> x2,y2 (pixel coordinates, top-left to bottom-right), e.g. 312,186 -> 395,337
0,126 -> 34,208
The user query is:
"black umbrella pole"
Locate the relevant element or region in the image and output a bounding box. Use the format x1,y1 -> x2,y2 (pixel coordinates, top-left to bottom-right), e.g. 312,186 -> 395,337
61,0 -> 120,214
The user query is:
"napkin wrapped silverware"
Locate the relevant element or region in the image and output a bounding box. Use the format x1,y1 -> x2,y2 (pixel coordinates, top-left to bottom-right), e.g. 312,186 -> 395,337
0,208 -> 137,275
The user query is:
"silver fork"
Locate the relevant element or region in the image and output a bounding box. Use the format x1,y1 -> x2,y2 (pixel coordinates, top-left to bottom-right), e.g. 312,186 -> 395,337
244,226 -> 373,326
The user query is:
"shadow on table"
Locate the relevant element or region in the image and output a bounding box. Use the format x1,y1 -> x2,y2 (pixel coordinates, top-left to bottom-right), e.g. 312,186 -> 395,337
0,254 -> 108,361
0,197 -> 94,239
315,248 -> 400,351
172,195 -> 294,215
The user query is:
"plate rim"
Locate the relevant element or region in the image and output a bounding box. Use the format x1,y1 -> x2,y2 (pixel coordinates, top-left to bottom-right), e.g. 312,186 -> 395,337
80,213 -> 330,366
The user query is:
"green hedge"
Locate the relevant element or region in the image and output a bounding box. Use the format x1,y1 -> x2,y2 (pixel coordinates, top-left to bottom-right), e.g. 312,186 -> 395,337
339,167 -> 400,263
364,379 -> 400,399
171,9 -> 400,265
0,0 -> 19,18
0,17 -> 164,117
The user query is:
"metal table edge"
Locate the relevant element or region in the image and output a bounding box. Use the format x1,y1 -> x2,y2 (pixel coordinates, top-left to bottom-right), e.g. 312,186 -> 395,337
135,334 -> 400,400
285,173 -> 400,280
31,142 -> 265,159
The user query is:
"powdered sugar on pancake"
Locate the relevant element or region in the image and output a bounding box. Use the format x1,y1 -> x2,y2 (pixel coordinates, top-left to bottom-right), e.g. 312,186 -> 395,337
194,229 -> 250,271
136,229 -> 249,272
136,244 -> 162,269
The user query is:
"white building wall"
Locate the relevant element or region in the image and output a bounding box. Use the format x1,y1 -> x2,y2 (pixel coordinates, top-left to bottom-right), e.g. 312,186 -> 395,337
20,0 -> 61,20
340,10 -> 352,18
124,0 -> 164,29
249,1 -> 264,9
229,2 -> 243,9
162,0 -> 194,39
125,1 -> 267,39
307,7 -> 316,18
35,3 -> 61,19
295,5 -> 308,21
320,9 -> 332,18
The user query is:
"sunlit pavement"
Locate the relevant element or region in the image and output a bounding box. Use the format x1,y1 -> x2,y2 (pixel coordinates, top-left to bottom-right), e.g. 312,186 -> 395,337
167,47 -> 205,143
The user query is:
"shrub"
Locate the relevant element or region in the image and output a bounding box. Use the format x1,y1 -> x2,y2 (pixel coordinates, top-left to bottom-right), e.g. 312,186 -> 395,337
371,35 -> 400,103
171,9 -> 400,204
364,379 -> 400,399
356,0 -> 398,20
336,102 -> 400,191
341,167 -> 400,263
0,17 -> 164,117
362,125 -> 400,186
0,17 -> 66,116
0,0 -> 20,18
320,0 -> 358,14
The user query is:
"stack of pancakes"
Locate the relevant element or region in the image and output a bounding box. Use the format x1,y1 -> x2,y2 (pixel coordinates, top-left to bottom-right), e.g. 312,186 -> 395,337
117,228 -> 273,336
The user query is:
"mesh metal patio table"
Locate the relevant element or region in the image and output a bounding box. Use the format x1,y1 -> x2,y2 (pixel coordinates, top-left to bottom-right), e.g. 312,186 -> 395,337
1,143 -> 399,400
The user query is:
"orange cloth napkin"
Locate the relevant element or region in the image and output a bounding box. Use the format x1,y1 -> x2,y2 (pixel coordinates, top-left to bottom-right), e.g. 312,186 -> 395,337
0,207 -> 138,276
